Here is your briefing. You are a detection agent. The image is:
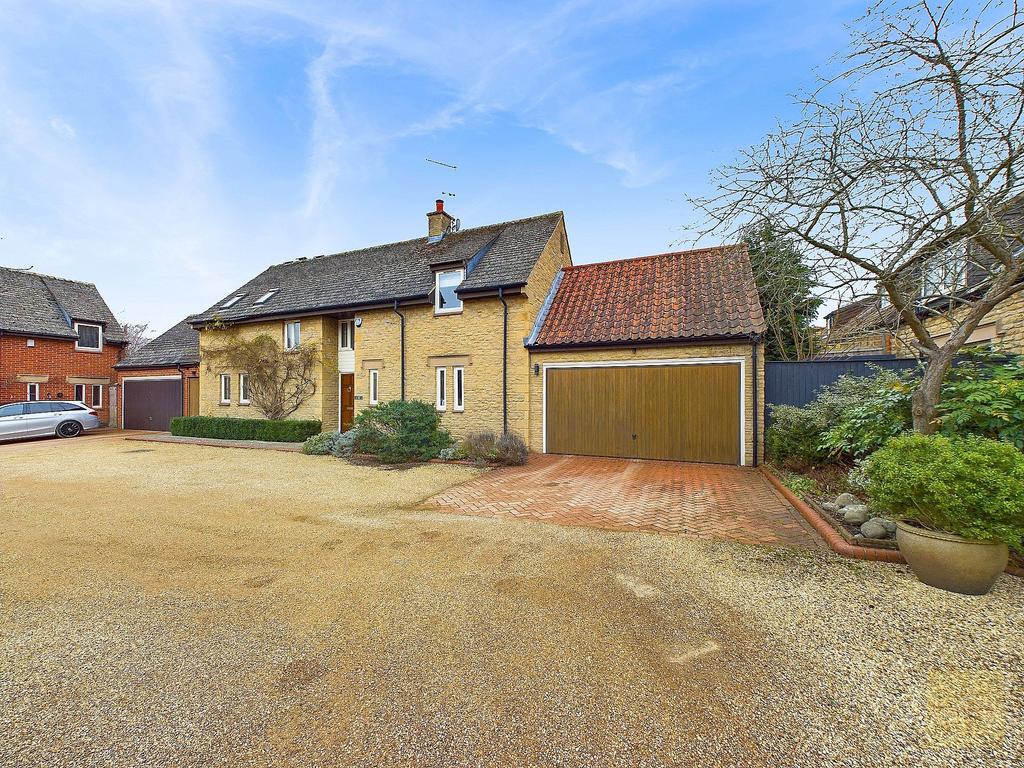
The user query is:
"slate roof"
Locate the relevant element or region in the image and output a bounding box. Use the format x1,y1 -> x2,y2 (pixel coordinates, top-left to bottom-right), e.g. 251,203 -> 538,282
0,266 -> 127,343
530,245 -> 766,347
188,212 -> 563,325
115,320 -> 200,369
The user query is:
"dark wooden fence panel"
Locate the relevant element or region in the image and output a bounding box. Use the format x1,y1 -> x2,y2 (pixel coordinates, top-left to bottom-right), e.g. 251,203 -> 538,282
765,357 -> 921,420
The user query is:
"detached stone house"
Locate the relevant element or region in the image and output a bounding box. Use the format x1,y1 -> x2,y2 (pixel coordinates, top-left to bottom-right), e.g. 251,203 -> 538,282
0,266 -> 126,424
179,202 -> 766,465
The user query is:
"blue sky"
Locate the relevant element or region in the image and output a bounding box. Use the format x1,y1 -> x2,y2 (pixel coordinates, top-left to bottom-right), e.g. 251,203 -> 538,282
0,0 -> 862,333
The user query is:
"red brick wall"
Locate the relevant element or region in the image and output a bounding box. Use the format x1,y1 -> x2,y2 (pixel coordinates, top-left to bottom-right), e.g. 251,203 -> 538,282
117,366 -> 199,428
0,333 -> 123,423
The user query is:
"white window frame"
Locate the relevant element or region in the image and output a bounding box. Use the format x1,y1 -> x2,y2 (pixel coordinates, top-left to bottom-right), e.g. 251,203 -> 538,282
74,384 -> 86,403
434,269 -> 465,315
26,383 -> 39,401
219,374 -> 231,404
369,369 -> 379,405
284,321 -> 302,350
340,320 -> 354,350
239,373 -> 250,405
253,289 -> 278,305
435,367 -> 447,411
453,366 -> 465,412
90,384 -> 103,408
221,294 -> 245,308
74,322 -> 103,352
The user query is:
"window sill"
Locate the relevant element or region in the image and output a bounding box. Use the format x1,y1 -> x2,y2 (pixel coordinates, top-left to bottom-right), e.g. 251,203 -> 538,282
74,348 -> 103,354
219,401 -> 231,406
433,309 -> 463,317
238,402 -> 251,407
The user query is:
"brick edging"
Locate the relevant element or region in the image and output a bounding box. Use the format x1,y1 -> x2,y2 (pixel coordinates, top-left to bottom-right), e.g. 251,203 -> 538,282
760,466 -> 1024,577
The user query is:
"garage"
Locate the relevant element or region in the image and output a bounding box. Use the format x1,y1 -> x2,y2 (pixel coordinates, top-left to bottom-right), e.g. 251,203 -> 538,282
123,377 -> 182,431
544,361 -> 742,464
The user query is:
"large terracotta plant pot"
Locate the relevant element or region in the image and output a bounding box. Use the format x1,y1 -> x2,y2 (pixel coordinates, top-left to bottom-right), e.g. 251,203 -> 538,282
895,521 -> 1008,596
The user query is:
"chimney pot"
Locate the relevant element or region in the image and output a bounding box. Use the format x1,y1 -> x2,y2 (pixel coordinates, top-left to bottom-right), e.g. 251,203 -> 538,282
435,199 -> 444,212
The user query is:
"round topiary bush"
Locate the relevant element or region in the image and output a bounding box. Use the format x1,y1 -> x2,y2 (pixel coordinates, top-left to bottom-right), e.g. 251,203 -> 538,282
865,433 -> 1024,551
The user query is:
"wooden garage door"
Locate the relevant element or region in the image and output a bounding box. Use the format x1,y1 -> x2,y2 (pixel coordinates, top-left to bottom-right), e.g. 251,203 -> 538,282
124,379 -> 182,431
545,363 -> 741,464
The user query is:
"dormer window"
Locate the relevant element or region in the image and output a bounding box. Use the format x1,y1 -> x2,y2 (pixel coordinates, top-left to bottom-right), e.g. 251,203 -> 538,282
254,289 -> 279,305
222,294 -> 245,308
435,269 -> 465,315
74,322 -> 102,351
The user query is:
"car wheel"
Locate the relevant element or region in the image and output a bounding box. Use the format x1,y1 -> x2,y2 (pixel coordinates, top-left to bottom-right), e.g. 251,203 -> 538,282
56,420 -> 83,438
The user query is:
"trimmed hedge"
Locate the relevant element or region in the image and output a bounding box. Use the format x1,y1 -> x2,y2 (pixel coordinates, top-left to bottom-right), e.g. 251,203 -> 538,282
170,416 -> 321,443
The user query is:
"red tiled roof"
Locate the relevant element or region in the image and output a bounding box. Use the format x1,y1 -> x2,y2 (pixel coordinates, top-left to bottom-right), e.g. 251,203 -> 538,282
531,245 -> 766,347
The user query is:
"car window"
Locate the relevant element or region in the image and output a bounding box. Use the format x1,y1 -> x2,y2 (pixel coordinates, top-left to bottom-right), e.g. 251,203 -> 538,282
63,403 -> 87,411
0,404 -> 25,417
26,402 -> 59,414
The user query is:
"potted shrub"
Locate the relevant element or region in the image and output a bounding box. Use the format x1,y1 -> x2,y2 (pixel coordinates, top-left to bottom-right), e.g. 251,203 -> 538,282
865,434 -> 1024,595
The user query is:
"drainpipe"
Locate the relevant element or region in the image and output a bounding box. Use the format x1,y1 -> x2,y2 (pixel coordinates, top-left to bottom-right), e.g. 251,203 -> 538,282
751,337 -> 760,467
498,287 -> 508,434
177,364 -> 186,418
392,300 -> 406,400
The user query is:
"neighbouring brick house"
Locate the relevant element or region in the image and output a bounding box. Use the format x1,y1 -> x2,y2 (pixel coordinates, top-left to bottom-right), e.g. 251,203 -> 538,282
0,266 -> 127,424
114,320 -> 200,431
182,202 -> 767,465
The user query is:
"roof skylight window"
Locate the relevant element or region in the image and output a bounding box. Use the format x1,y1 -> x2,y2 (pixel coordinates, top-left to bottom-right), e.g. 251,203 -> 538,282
253,289 -> 279,305
221,294 -> 245,308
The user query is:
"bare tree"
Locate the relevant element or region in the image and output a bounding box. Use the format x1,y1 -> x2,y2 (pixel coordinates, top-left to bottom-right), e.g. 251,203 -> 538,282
202,330 -> 322,420
692,0 -> 1024,432
120,321 -> 150,357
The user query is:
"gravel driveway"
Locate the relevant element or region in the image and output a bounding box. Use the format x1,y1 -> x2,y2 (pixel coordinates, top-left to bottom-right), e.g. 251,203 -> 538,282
1,436 -> 1021,767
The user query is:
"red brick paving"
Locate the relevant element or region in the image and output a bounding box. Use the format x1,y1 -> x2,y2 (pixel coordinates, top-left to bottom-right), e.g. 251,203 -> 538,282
424,454 -> 824,549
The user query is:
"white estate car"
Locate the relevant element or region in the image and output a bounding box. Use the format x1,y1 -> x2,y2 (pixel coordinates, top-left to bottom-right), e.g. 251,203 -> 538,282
0,401 -> 102,441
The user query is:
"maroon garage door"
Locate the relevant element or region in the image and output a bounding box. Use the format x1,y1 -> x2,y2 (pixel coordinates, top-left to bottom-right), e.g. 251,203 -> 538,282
123,378 -> 182,431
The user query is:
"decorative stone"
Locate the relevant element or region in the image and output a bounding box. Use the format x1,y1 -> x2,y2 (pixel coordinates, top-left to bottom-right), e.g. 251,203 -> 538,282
842,505 -> 871,524
880,519 -> 897,534
835,493 -> 859,508
820,502 -> 839,513
861,518 -> 890,539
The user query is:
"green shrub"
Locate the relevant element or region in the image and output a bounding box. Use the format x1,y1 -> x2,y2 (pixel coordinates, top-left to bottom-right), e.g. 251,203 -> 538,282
494,431 -> 529,466
815,368 -> 916,458
462,430 -> 498,464
352,400 -> 452,463
865,434 -> 1024,551
330,429 -> 357,458
938,356 -> 1024,449
303,431 -> 342,455
766,404 -> 828,467
170,416 -> 321,442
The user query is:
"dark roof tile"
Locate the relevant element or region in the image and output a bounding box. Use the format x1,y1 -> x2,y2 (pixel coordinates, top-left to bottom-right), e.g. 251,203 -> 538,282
0,267 -> 126,342
115,320 -> 199,369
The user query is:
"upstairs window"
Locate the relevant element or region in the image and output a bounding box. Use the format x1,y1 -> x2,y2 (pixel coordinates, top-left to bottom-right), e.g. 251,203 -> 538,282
222,294 -> 245,308
284,321 -> 302,350
435,269 -> 465,314
74,322 -> 102,351
253,289 -> 279,305
340,320 -> 355,350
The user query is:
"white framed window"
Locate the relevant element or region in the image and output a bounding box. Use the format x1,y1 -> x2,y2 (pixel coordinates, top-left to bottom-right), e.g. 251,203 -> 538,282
435,269 -> 465,314
239,373 -> 250,405
222,294 -> 245,308
369,369 -> 379,405
74,322 -> 103,351
340,320 -> 355,350
74,384 -> 86,402
254,289 -> 279,305
90,385 -> 102,408
219,374 -> 231,404
27,383 -> 39,401
453,366 -> 465,412
435,367 -> 447,411
284,321 -> 302,350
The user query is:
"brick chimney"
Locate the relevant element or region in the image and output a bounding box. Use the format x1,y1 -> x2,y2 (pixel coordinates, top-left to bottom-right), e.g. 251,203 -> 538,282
427,199 -> 455,239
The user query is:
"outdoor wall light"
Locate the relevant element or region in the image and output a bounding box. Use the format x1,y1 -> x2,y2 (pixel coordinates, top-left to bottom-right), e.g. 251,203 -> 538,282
533,364 -> 540,376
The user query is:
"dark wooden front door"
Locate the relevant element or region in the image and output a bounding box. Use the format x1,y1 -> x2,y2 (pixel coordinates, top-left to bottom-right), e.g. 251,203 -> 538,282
340,373 -> 355,431
545,363 -> 741,464
123,378 -> 182,431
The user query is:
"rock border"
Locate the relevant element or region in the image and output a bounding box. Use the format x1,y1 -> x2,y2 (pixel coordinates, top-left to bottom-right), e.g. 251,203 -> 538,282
761,466 -> 1024,577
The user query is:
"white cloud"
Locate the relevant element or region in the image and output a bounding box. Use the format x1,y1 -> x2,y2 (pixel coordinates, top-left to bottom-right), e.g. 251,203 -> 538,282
48,117 -> 76,139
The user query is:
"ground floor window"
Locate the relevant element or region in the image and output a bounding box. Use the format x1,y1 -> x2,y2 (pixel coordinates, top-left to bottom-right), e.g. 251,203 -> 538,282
74,384 -> 86,402
435,367 -> 446,411
454,366 -> 464,411
26,383 -> 39,401
369,369 -> 379,405
90,385 -> 102,408
220,374 -> 231,404
239,373 -> 250,405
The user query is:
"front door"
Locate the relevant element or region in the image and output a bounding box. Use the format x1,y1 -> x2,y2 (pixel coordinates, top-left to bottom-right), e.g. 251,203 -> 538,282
339,373 -> 355,431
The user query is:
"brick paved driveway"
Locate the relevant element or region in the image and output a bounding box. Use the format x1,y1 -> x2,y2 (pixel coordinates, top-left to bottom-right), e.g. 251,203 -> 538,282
424,455 -> 822,549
